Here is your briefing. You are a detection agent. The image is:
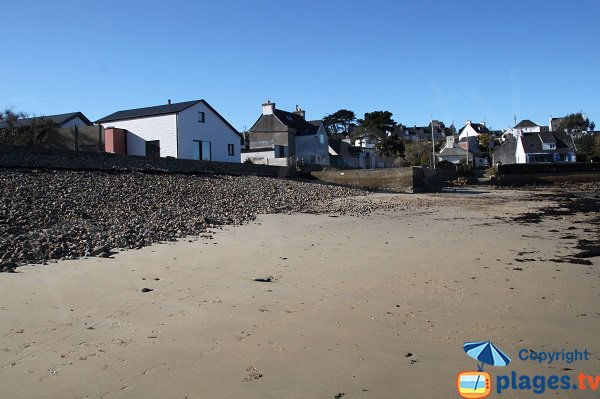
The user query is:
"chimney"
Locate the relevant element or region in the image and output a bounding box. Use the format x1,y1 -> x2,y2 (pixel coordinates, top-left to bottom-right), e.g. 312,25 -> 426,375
168,99 -> 171,105
480,121 -> 486,126
446,136 -> 455,148
465,120 -> 472,126
293,104 -> 305,119
262,100 -> 275,115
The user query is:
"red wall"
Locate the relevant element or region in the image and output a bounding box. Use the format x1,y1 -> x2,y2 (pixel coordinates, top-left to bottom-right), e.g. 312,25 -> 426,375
104,128 -> 127,155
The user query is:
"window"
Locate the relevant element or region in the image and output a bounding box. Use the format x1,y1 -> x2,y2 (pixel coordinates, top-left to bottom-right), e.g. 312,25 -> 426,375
193,140 -> 211,161
228,144 -> 235,156
198,111 -> 205,123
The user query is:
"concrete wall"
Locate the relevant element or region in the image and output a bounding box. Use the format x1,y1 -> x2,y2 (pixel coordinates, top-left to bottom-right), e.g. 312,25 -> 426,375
0,144 -> 310,179
311,167 -> 440,193
495,162 -> 600,185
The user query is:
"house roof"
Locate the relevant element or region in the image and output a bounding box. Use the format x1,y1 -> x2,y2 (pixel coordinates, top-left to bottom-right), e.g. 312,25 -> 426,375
492,135 -> 517,164
458,122 -> 489,135
96,99 -> 242,138
438,146 -> 468,157
328,137 -> 362,156
520,131 -> 575,154
0,112 -> 93,128
97,100 -> 201,123
273,109 -> 320,136
514,119 -> 538,129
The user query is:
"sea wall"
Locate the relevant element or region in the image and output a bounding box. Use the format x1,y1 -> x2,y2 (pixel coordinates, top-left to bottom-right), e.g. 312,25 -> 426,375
496,163 -> 600,185
311,167 -> 441,193
0,145 -> 311,178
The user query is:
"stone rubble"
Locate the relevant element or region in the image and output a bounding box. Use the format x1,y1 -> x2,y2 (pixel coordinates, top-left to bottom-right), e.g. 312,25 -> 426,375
0,169 -> 375,270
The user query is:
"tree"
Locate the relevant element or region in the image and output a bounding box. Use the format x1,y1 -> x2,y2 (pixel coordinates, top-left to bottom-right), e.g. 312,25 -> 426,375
478,133 -> 491,153
445,123 -> 457,136
557,112 -> 595,138
403,142 -> 431,166
376,136 -> 405,157
575,135 -> 595,161
322,109 -> 356,136
0,109 -> 61,147
354,111 -> 397,143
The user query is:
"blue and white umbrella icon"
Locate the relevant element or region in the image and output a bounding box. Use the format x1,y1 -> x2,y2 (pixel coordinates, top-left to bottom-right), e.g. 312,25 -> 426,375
463,341 -> 511,370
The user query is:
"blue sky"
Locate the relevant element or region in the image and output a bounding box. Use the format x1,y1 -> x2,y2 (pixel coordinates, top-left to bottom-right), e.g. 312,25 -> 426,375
2,0 -> 599,131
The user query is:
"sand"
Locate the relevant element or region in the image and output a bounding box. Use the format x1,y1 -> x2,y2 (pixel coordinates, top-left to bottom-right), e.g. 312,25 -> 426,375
0,188 -> 598,398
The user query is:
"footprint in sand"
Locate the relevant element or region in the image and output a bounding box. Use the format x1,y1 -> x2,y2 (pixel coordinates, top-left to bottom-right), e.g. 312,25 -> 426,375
142,363 -> 170,376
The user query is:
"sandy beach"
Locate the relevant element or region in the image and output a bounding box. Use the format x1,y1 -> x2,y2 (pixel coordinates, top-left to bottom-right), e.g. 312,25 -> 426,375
1,188 -> 598,398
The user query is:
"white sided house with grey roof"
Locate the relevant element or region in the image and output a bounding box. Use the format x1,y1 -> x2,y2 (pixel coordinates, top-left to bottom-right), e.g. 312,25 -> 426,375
97,100 -> 242,162
458,120 -> 490,140
515,131 -> 576,163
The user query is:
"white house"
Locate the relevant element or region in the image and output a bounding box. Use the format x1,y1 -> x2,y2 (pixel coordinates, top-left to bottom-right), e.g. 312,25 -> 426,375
437,136 -> 488,168
458,120 -> 490,140
515,131 -> 576,163
328,137 -> 376,169
506,119 -> 548,138
97,99 -> 242,162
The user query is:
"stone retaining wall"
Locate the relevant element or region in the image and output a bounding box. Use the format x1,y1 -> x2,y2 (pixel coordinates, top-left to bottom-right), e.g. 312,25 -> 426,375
311,167 -> 440,193
496,162 -> 600,185
0,145 -> 310,178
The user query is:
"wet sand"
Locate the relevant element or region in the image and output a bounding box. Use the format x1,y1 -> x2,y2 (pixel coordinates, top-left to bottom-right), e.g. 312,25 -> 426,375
1,188 -> 598,398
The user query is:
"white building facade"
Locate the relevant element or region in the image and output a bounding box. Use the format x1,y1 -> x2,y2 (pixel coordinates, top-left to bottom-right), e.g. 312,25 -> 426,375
97,100 -> 242,162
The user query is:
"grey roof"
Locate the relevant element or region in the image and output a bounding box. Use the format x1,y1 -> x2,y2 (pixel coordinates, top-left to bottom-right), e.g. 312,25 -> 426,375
0,112 -> 93,128
492,135 -> 517,164
273,109 -> 320,136
458,122 -> 490,135
520,131 -> 575,154
97,100 -> 200,123
438,147 -> 467,157
97,99 -> 242,138
538,132 -> 556,144
514,119 -> 538,129
328,137 -> 362,156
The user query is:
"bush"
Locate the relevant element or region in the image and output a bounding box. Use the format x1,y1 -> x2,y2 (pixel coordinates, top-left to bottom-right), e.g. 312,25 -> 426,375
485,167 -> 497,178
437,160 -> 455,169
393,157 -> 410,167
404,142 -> 431,166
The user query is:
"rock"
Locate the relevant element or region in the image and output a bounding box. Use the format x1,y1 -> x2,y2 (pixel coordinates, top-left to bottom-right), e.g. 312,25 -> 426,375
49,248 -> 63,259
253,276 -> 274,283
90,245 -> 109,256
0,170 -> 372,268
0,262 -> 19,273
141,288 -> 153,293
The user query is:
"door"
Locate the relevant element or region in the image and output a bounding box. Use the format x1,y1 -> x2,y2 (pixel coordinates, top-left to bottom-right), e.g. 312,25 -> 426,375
145,140 -> 160,159
193,140 -> 212,161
